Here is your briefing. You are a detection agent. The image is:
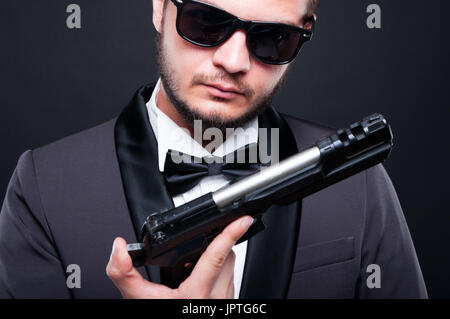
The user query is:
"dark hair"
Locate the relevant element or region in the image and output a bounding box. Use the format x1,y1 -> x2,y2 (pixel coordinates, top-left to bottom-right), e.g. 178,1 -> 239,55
307,0 -> 320,18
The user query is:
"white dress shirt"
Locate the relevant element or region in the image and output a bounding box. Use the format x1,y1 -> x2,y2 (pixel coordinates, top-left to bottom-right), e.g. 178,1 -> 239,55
146,79 -> 259,298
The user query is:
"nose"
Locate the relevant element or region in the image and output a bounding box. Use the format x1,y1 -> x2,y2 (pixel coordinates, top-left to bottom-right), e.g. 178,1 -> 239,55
212,30 -> 251,74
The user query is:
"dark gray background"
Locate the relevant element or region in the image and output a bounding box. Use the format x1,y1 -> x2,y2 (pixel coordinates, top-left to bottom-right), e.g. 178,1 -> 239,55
1,0 -> 449,297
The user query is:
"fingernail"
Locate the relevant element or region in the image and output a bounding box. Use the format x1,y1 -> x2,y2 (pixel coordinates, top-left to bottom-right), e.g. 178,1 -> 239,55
241,217 -> 253,229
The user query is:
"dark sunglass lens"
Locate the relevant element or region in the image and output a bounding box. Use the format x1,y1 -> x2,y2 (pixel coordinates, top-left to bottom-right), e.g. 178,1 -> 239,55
248,25 -> 302,63
178,2 -> 234,45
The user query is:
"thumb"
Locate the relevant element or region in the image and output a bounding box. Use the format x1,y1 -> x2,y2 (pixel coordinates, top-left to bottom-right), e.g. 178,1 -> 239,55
106,237 -> 171,298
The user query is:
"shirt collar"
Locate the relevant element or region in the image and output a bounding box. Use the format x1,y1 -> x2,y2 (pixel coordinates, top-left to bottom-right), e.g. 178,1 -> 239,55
146,78 -> 259,172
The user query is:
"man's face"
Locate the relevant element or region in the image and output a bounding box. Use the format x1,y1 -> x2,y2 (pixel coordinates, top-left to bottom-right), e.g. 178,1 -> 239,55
153,0 -> 310,129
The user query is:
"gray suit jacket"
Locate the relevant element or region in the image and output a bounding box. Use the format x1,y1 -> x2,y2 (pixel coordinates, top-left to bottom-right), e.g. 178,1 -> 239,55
0,84 -> 427,298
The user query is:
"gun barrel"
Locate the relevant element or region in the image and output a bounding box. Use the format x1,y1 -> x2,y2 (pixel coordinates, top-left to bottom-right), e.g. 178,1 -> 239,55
212,146 -> 321,208
213,113 -> 392,209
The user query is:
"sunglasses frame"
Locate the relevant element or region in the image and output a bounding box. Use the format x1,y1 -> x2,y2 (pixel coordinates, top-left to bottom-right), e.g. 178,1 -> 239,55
169,0 -> 315,65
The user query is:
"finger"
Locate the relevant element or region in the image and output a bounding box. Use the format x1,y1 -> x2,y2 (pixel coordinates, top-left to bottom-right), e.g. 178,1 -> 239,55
226,272 -> 235,299
187,215 -> 253,296
106,237 -> 172,298
209,250 -> 235,298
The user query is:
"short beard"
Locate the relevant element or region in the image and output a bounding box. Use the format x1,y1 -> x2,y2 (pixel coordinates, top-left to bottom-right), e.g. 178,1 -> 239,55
155,33 -> 289,132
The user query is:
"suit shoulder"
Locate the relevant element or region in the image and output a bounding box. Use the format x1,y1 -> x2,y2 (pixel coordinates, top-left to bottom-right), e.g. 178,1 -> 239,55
280,113 -> 336,149
32,118 -> 117,163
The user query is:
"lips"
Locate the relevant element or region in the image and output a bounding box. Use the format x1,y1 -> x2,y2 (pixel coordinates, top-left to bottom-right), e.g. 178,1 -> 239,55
203,83 -> 243,99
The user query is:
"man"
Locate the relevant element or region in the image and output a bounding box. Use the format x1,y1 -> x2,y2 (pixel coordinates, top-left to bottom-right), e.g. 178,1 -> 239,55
0,0 -> 427,298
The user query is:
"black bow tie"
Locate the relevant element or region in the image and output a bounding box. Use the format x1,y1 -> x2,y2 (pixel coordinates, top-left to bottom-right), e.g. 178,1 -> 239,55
163,143 -> 261,196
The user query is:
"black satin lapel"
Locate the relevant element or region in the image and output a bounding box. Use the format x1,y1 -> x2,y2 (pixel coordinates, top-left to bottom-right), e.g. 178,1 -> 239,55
239,106 -> 302,298
114,82 -> 175,283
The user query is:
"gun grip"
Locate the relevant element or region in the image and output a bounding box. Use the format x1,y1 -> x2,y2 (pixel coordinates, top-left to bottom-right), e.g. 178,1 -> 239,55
160,247 -> 204,288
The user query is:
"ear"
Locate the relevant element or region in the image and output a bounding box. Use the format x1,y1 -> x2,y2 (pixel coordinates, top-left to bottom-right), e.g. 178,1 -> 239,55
304,13 -> 316,30
152,0 -> 165,33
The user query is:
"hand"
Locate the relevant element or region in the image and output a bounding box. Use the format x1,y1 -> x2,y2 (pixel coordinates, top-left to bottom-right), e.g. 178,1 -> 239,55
106,215 -> 253,299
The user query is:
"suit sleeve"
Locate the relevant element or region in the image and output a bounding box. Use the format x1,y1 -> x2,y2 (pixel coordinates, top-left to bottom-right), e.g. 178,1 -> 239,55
356,164 -> 428,298
0,150 -> 71,298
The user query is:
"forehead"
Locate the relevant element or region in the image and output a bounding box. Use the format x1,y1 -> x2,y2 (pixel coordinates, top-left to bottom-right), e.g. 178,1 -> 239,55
195,0 -> 309,27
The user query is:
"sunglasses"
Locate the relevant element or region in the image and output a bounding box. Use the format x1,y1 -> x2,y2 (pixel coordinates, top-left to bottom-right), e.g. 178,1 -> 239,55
169,0 -> 315,65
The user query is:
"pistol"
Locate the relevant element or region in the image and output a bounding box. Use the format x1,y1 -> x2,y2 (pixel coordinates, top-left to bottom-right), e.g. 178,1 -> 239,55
127,113 -> 393,270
